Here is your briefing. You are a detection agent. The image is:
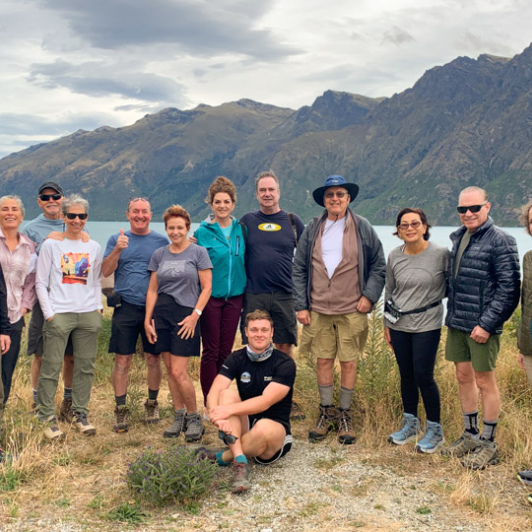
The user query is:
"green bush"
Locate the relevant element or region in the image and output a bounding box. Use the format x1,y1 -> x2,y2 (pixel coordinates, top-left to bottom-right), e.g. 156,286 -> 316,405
126,445 -> 217,506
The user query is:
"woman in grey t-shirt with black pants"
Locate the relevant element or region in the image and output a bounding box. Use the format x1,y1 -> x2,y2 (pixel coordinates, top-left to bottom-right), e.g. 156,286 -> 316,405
384,207 -> 450,453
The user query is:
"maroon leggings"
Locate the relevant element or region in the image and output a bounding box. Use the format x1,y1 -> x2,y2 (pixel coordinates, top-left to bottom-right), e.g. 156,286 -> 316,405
200,295 -> 243,404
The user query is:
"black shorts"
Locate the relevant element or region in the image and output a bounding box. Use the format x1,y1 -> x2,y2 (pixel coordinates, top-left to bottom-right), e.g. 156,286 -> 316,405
153,293 -> 200,357
248,415 -> 292,465
241,292 -> 298,346
108,300 -> 155,356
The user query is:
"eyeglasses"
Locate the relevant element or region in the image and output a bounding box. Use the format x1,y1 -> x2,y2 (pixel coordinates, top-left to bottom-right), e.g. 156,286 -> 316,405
399,221 -> 422,230
324,191 -> 348,199
456,203 -> 487,214
65,213 -> 88,220
39,193 -> 62,201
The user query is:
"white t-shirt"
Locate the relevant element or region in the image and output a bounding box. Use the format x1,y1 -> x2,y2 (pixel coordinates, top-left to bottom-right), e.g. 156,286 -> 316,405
321,217 -> 346,279
36,238 -> 103,320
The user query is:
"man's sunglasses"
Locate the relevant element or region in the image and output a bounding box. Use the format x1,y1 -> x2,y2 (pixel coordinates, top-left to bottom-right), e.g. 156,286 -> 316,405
65,213 -> 88,220
39,193 -> 62,201
456,203 -> 487,214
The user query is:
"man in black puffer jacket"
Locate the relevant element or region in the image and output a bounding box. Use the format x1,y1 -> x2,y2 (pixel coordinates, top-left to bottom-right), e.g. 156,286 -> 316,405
442,186 -> 520,470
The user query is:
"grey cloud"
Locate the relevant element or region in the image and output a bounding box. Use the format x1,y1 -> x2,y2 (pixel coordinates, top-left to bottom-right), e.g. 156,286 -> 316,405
37,0 -> 300,60
382,26 -> 415,46
28,59 -> 188,103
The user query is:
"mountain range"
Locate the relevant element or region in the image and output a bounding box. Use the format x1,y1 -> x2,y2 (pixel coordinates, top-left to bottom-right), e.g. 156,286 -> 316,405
2,44 -> 532,225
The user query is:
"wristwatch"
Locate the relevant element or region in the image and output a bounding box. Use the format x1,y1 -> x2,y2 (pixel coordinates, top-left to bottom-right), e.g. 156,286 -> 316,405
194,308 -> 202,316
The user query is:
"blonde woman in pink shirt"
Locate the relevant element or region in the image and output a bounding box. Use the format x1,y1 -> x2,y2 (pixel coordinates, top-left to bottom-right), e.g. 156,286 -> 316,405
0,195 -> 37,404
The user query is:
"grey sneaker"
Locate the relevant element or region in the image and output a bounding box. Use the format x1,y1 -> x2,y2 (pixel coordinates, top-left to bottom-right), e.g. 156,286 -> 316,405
43,416 -> 65,441
231,461 -> 251,493
73,412 -> 96,436
441,431 -> 480,458
59,398 -> 73,423
389,413 -> 420,445
460,439 -> 499,470
163,409 -> 186,438
144,399 -> 160,425
415,420 -> 445,454
113,405 -> 129,433
184,413 -> 204,443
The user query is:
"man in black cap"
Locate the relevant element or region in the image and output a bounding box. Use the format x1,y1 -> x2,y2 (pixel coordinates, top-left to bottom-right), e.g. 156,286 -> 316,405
23,181 -> 75,417
293,175 -> 385,444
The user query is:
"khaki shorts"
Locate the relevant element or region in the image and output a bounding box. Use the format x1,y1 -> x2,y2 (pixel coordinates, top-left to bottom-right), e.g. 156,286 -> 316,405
445,327 -> 500,372
299,311 -> 368,362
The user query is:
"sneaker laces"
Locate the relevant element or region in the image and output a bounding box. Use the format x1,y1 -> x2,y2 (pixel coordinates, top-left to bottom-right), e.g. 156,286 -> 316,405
75,412 -> 89,425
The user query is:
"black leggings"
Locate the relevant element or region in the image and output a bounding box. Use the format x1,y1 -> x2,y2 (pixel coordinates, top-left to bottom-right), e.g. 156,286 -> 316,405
389,328 -> 441,423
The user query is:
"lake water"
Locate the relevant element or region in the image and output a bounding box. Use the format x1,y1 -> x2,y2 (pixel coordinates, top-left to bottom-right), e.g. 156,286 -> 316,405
43,221 -> 530,263
21,220 -> 531,263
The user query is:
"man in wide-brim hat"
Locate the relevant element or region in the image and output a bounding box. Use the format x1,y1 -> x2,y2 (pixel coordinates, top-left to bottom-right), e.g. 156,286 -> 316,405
293,175 -> 385,445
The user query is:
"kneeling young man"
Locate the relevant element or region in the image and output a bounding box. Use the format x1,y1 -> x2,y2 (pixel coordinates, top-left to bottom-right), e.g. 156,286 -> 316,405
201,309 -> 295,493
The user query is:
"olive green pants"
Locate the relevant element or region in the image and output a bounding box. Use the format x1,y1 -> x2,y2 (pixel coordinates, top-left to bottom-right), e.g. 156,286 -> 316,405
37,311 -> 101,420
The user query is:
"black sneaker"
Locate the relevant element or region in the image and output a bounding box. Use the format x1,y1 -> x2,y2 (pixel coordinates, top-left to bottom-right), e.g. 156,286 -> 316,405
73,412 -> 96,436
231,461 -> 251,493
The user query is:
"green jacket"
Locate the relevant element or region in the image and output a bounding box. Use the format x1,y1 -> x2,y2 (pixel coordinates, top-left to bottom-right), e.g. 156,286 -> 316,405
194,216 -> 246,299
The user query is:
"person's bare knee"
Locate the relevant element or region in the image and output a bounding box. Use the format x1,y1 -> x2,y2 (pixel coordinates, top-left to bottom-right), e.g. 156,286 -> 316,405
455,362 -> 474,385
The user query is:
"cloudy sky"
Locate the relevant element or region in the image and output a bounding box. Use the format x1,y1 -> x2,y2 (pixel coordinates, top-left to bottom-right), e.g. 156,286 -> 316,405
1,0 -> 531,158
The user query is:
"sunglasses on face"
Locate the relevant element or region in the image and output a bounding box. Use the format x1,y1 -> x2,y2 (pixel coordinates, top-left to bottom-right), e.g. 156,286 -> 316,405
324,191 -> 348,199
39,194 -> 62,201
398,221 -> 422,230
65,213 -> 88,220
456,203 -> 487,214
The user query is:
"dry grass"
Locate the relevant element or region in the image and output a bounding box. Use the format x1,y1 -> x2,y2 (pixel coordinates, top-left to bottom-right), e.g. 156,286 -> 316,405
0,306 -> 531,530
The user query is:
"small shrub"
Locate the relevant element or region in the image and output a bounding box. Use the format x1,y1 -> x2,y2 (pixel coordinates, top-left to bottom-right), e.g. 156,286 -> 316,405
0,463 -> 25,492
416,506 -> 431,515
107,501 -> 149,525
126,445 -> 217,506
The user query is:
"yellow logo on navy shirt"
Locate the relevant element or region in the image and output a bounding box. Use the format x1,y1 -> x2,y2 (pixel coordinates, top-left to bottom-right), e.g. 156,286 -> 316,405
258,223 -> 281,232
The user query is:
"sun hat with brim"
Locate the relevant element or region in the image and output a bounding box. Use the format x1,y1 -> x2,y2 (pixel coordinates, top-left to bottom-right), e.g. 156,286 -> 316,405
312,175 -> 359,207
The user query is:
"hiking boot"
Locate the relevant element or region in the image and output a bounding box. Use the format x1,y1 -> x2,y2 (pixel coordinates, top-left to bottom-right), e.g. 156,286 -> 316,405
290,401 -> 306,421
163,409 -> 186,438
144,399 -> 160,424
441,431 -> 480,458
231,461 -> 251,493
113,405 -> 129,433
308,404 -> 338,442
389,413 -> 420,445
460,439 -> 499,470
184,413 -> 204,443
59,397 -> 73,423
337,408 -> 356,445
415,420 -> 445,454
517,469 -> 532,486
43,416 -> 65,441
73,412 -> 96,436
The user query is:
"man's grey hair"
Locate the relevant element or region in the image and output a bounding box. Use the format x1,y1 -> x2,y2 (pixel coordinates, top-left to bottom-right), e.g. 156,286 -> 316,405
255,170 -> 280,191
459,186 -> 488,202
62,194 -> 89,215
0,195 -> 25,217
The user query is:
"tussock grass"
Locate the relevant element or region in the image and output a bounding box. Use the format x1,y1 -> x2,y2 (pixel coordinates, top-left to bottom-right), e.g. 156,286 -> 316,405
0,305 -> 531,529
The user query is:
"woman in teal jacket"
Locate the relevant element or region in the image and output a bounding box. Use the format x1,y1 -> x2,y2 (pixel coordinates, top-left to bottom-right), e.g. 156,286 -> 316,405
194,177 -> 246,404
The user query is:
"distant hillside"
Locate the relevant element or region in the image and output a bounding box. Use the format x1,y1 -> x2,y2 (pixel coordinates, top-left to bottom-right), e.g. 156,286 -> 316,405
2,45 -> 532,225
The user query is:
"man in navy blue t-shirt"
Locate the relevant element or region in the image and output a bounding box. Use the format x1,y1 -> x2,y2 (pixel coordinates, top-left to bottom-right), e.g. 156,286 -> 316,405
240,171 -> 304,356
102,198 -> 168,433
